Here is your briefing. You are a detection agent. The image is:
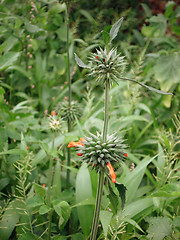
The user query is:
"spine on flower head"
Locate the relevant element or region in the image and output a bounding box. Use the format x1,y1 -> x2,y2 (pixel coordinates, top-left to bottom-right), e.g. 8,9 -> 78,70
107,162 -> 116,183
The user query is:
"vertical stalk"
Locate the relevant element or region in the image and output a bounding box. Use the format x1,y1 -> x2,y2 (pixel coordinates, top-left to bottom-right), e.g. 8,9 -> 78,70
103,79 -> 109,142
90,79 -> 110,240
90,170 -> 104,240
47,132 -> 55,240
66,2 -> 71,189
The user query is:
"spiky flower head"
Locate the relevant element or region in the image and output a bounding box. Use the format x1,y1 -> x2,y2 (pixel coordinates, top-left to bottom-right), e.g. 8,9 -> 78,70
56,100 -> 82,122
88,48 -> 126,85
78,132 -> 126,170
49,115 -> 62,131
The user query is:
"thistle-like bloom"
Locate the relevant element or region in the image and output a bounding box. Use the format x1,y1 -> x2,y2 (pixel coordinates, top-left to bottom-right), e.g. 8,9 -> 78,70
49,115 -> 61,131
88,48 -> 126,85
68,133 -> 127,183
56,100 -> 82,122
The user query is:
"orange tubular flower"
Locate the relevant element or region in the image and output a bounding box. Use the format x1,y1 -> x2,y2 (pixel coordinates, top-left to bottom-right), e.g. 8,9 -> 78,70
107,162 -> 116,183
68,138 -> 86,148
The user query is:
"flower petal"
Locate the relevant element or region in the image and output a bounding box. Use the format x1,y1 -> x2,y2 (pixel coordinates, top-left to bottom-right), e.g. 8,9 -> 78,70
107,162 -> 116,183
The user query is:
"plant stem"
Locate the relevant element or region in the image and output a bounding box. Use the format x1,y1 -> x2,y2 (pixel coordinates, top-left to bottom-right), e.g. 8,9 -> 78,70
90,79 -> 109,240
47,132 -> 55,240
103,79 -> 109,142
66,2 -> 71,189
90,170 -> 104,240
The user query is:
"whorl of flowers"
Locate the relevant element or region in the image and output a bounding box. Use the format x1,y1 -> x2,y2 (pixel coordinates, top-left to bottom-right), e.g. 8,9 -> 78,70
56,100 -> 82,122
68,132 -> 127,183
88,48 -> 126,85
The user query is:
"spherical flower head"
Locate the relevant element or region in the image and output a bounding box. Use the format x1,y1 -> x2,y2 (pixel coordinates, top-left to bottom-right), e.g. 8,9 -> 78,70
56,100 -> 82,122
70,132 -> 127,182
88,48 -> 126,85
49,115 -> 61,131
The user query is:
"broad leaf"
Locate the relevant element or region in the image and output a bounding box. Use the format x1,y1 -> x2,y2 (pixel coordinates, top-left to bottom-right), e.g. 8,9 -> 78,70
119,77 -> 173,95
146,217 -> 172,240
0,52 -> 20,70
110,17 -> 123,42
39,204 -> 51,215
154,53 -> 180,91
76,163 -> 93,237
74,53 -> 90,69
115,183 -> 127,210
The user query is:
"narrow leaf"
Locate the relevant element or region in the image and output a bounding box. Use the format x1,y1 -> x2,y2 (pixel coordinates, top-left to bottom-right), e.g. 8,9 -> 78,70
107,180 -> 118,214
119,77 -> 173,95
115,183 -> 127,210
110,17 -> 123,42
74,53 -> 90,69
100,210 -> 113,237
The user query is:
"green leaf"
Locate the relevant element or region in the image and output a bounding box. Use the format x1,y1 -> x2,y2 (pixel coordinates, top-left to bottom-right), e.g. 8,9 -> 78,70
49,3 -> 66,14
107,180 -> 118,214
33,183 -> 46,198
102,29 -> 111,45
54,201 -> 71,229
171,25 -> 180,36
52,160 -> 61,197
80,9 -> 96,25
26,196 -> 44,208
8,65 -> 30,78
154,53 -> 180,91
0,177 -> 10,191
71,233 -> 85,240
0,52 -> 20,70
125,218 -> 144,233
18,232 -> 37,240
0,36 -> 18,54
100,210 -> 113,237
119,77 -> 173,95
0,149 -> 26,156
0,86 -> 5,102
141,3 -> 152,17
76,163 -> 93,237
122,198 -> 153,218
115,183 -> 127,210
74,53 -> 90,69
0,200 -> 21,240
25,22 -> 43,33
146,217 -> 172,240
150,183 -> 180,198
110,17 -> 123,42
39,204 -> 51,215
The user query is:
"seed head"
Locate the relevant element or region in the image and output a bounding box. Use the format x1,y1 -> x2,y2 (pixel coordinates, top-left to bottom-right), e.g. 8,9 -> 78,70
88,48 -> 126,85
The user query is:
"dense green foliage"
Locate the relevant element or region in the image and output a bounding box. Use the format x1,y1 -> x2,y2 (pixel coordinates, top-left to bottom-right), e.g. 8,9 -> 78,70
0,0 -> 180,239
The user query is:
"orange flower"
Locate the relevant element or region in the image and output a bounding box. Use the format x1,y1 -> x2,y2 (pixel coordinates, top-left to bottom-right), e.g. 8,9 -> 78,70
68,138 -> 86,148
51,111 -> 56,116
107,162 -> 116,183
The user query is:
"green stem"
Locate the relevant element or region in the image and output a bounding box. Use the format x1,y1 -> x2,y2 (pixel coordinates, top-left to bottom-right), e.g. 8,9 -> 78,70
47,132 -> 55,239
90,170 -> 104,240
90,79 -> 109,240
66,2 -> 71,189
103,79 -> 109,142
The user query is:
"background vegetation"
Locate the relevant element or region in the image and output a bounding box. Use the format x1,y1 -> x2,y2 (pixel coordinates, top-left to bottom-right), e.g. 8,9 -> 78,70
0,0 -> 180,239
